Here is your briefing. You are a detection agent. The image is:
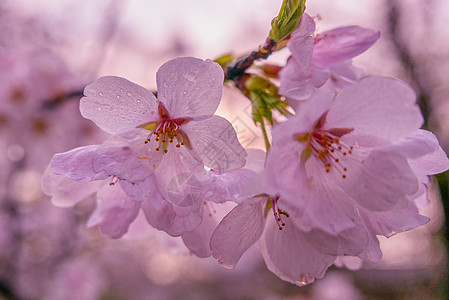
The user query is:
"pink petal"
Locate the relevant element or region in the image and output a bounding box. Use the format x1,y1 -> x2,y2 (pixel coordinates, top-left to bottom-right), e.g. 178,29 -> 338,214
154,147 -> 205,217
156,57 -> 224,118
325,76 -> 423,142
50,145 -> 108,182
141,195 -> 176,232
119,175 -> 157,202
288,14 -> 316,70
243,148 -> 266,173
281,177 -> 358,235
334,256 -> 363,271
260,217 -> 335,286
364,201 -> 429,238
264,144 -> 359,235
42,167 -> 105,207
141,194 -> 203,237
279,58 -> 329,101
302,223 -> 368,257
338,147 -> 418,211
87,183 -> 140,239
326,61 -> 364,83
313,26 -> 380,66
181,208 -> 219,258
407,130 -> 449,175
202,169 -> 256,204
210,201 -> 265,269
80,76 -> 158,135
93,130 -> 161,183
275,83 -> 335,140
183,115 -> 247,172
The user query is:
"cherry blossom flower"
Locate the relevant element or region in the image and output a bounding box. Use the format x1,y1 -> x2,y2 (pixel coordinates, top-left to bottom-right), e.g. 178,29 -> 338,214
279,14 -> 380,102
47,57 -> 246,238
211,76 -> 449,286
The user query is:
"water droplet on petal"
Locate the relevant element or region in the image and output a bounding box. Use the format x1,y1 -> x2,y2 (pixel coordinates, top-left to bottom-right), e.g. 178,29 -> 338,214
99,92 -> 104,96
119,88 -> 124,92
116,95 -> 120,99
127,92 -> 132,97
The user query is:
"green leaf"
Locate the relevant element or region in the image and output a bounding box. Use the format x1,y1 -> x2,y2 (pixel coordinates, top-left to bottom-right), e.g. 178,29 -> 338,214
269,0 -> 307,42
244,75 -> 293,150
214,54 -> 235,70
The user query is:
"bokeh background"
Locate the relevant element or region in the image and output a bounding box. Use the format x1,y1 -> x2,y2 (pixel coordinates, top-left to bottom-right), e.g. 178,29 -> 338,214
1,0 -> 449,299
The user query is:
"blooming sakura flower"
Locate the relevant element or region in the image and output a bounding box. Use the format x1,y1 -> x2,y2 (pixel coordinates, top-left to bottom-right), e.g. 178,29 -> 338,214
211,76 -> 449,286
47,57 -> 246,239
279,14 -> 380,102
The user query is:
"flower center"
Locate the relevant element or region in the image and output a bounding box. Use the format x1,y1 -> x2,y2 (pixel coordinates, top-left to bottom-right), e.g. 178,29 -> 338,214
297,112 -> 354,179
144,119 -> 187,153
137,102 -> 191,153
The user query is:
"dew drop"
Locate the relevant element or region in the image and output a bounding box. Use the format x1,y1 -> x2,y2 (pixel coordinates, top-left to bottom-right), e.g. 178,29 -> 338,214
119,88 -> 124,92
127,92 -> 132,97
99,92 -> 104,96
116,95 -> 120,99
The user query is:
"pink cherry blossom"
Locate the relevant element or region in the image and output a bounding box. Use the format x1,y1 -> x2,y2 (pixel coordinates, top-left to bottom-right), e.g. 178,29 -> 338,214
279,14 -> 380,102
47,57 -> 246,239
211,76 -> 449,286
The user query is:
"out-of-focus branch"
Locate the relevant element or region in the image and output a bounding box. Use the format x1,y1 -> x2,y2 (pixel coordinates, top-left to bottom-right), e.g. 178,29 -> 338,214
386,1 -> 449,297
386,0 -> 431,129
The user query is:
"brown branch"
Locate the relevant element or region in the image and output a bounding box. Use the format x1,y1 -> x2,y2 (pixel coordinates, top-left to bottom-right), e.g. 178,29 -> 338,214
225,38 -> 277,82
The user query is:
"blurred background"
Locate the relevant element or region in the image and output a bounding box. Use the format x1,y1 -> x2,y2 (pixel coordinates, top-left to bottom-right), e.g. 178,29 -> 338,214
1,0 -> 448,299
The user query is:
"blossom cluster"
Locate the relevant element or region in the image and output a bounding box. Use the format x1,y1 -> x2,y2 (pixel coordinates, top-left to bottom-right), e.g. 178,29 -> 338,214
44,13 -> 449,286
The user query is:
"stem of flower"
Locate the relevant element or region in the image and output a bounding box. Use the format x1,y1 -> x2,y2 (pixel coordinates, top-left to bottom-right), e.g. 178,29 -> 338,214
260,121 -> 271,151
224,38 -> 277,82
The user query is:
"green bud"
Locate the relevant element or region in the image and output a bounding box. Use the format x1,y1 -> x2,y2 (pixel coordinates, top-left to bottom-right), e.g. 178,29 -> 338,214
214,54 -> 235,71
269,0 -> 306,43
